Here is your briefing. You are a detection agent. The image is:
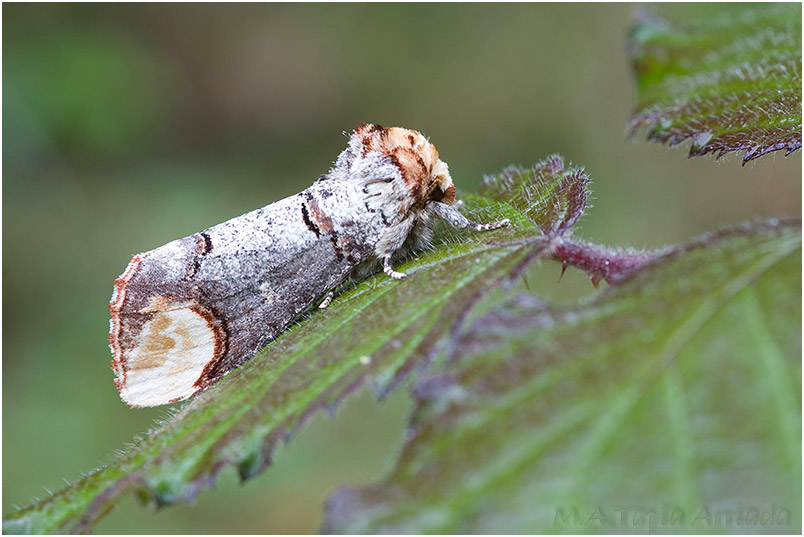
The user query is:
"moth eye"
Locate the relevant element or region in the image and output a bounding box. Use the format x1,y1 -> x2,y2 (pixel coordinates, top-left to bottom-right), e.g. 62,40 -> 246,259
430,185 -> 445,202
429,183 -> 455,204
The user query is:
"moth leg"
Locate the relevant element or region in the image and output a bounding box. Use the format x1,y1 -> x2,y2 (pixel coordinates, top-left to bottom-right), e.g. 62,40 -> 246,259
318,290 -> 334,309
383,255 -> 407,280
431,201 -> 510,231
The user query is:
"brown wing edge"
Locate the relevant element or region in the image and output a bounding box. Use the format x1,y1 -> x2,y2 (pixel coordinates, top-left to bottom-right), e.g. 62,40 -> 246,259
108,253 -> 145,396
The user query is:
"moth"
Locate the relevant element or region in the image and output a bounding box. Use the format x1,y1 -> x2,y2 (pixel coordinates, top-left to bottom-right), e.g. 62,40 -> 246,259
110,124 -> 509,407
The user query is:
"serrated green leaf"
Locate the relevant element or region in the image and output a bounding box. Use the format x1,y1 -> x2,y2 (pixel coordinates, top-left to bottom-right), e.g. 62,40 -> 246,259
325,220 -> 802,534
629,3 -> 802,164
2,157 -> 591,534
477,155 -> 589,237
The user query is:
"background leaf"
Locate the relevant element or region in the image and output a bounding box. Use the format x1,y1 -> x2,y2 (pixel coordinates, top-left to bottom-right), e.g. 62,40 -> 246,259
629,3 -> 802,164
326,219 -> 802,534
2,157 -> 591,534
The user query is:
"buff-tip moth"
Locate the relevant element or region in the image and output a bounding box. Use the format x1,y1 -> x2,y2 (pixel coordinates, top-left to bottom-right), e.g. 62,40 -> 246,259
109,124 -> 509,407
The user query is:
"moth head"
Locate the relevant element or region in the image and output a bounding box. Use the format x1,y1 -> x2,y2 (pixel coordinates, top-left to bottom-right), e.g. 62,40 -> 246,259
352,123 -> 457,206
426,159 -> 456,205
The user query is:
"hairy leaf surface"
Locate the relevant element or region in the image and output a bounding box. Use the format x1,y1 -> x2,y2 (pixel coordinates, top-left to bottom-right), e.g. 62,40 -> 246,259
630,3 -> 802,164
326,220 -> 802,534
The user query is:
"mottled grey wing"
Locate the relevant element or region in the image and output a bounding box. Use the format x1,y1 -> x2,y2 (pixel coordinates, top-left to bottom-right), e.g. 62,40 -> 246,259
110,194 -> 359,406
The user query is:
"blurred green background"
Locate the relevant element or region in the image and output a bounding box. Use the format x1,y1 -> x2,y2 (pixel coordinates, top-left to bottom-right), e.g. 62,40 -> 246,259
3,3 -> 800,534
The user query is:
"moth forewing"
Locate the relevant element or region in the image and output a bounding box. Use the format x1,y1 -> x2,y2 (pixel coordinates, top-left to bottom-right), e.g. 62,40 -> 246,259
110,124 -> 508,407
110,192 -> 356,407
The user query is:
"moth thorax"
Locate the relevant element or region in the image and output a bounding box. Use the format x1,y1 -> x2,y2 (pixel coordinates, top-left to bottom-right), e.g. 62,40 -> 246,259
354,124 -> 457,205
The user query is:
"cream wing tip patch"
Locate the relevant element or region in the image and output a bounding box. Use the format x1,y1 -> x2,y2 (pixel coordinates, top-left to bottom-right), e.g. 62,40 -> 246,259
111,294 -> 227,407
